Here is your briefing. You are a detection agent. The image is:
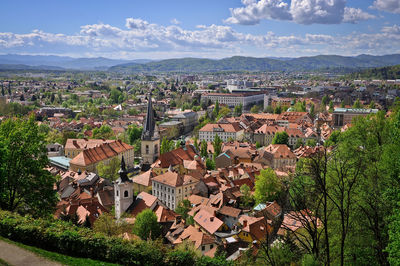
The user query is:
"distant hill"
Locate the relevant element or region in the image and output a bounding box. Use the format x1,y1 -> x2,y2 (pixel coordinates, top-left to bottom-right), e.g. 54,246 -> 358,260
347,64 -> 400,80
109,54 -> 400,73
0,54 -> 152,70
0,64 -> 65,71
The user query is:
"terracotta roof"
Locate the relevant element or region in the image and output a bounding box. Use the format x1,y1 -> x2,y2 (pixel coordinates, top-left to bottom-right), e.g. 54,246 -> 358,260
260,144 -> 296,159
194,209 -> 224,235
199,123 -> 242,133
239,215 -> 270,241
153,145 -> 197,168
255,125 -> 284,135
152,171 -> 199,188
65,138 -> 114,150
277,112 -> 311,123
218,206 -> 241,218
69,140 -> 133,167
154,205 -> 178,223
127,192 -> 158,218
187,195 -> 209,206
132,170 -> 153,187
173,225 -> 215,249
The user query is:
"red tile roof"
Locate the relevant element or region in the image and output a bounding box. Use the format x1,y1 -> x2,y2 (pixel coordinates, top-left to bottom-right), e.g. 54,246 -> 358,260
194,209 -> 224,235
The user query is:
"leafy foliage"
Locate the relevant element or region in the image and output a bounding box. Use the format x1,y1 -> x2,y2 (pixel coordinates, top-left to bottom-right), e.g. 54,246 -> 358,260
132,209 -> 161,240
272,131 -> 289,145
254,168 -> 281,204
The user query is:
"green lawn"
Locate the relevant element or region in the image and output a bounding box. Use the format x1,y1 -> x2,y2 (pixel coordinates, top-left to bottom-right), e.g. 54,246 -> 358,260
0,236 -> 119,266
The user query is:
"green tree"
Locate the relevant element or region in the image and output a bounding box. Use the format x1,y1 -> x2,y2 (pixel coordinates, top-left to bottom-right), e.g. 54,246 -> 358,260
213,134 -> 223,158
254,168 -> 281,204
272,131 -> 289,145
264,105 -> 274,113
127,124 -> 142,145
234,104 -> 243,117
97,157 -> 121,181
274,105 -> 282,114
133,209 -> 161,240
295,138 -> 304,149
256,141 -> 262,149
309,104 -> 315,119
250,105 -> 261,114
213,100 -> 220,118
110,88 -> 123,104
206,158 -> 216,170
160,136 -> 174,154
369,100 -> 376,109
92,124 -> 114,139
175,199 -> 192,222
240,184 -> 252,207
352,98 -> 362,109
0,115 -> 57,216
306,139 -> 317,147
200,140 -> 208,158
329,100 -> 334,112
93,211 -> 130,237
322,95 -> 328,106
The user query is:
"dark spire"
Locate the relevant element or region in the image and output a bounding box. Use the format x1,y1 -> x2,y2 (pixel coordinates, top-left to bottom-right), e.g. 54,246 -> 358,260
118,155 -> 129,182
142,91 -> 159,141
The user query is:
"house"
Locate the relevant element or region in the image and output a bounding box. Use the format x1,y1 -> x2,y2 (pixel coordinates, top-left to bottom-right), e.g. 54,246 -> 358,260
253,201 -> 282,221
64,138 -> 115,159
217,206 -> 242,229
199,123 -> 244,142
152,170 -> 200,210
254,144 -> 296,170
237,215 -> 271,243
173,225 -> 216,255
131,170 -> 153,194
194,209 -> 228,235
68,140 -> 134,174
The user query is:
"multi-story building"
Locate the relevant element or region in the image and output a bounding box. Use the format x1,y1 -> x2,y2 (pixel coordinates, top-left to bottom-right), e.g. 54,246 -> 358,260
333,107 -> 378,128
69,140 -> 134,173
152,171 -> 199,210
171,111 -> 198,134
199,123 -> 244,142
255,144 -> 296,170
65,139 -> 115,159
201,92 -> 264,110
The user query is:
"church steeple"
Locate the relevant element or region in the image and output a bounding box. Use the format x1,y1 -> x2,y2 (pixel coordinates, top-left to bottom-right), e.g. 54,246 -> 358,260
140,90 -> 160,169
142,91 -> 159,141
118,155 -> 130,183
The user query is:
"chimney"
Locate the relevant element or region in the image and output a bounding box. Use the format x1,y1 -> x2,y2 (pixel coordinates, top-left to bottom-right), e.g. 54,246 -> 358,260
210,217 -> 214,222
90,187 -> 94,198
243,220 -> 247,227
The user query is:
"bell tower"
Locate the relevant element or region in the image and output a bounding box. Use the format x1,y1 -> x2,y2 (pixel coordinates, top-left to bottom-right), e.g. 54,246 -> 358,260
141,91 -> 160,170
114,156 -> 133,219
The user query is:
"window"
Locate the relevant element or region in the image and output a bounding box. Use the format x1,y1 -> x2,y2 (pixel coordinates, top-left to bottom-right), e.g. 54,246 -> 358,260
202,246 -> 205,251
124,190 -> 128,198
154,144 -> 158,154
179,189 -> 181,193
146,145 -> 149,154
210,244 -> 213,249
116,190 -> 119,197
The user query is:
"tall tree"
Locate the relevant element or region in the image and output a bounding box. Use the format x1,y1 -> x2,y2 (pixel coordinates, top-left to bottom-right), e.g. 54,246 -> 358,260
272,131 -> 289,145
133,209 -> 161,240
212,134 -> 223,159
200,140 -> 208,158
97,157 -> 121,181
0,115 -> 57,216
254,168 -> 281,204
234,104 -> 243,117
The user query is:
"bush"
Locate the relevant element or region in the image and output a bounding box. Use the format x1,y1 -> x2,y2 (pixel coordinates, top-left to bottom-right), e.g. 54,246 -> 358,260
0,210 -> 232,266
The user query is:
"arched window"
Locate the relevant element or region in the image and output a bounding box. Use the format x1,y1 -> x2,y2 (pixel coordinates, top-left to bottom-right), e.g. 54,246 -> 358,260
146,145 -> 149,154
116,190 -> 119,197
154,144 -> 158,154
124,190 -> 129,198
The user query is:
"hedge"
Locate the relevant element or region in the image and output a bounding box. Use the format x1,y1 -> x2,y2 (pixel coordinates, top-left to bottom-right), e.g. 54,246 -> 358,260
0,210 -> 232,266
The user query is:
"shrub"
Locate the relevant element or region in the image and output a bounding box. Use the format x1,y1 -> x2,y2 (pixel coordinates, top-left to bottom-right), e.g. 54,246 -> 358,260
0,210 -> 232,266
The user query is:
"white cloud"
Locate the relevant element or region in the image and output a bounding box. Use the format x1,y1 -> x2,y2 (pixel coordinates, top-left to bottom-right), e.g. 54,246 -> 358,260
226,0 -> 375,25
170,18 -> 181,25
343,7 -> 376,23
125,18 -> 150,30
0,18 -> 399,58
381,24 -> 400,34
371,0 -> 400,14
224,0 -> 292,25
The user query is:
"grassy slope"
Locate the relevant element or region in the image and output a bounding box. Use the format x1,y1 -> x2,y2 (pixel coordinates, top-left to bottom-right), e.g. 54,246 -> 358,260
0,236 -> 119,266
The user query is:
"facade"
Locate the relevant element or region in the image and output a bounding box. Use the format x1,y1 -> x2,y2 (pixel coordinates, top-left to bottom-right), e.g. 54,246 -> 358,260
333,107 -> 378,127
141,92 -> 160,169
199,123 -> 243,142
152,170 -> 199,210
201,92 -> 264,110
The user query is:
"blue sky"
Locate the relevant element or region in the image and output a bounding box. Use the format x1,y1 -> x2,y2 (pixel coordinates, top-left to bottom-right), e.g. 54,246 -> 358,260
0,0 -> 399,59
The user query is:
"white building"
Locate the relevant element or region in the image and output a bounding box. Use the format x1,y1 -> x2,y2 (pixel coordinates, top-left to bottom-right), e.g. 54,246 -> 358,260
198,123 -> 244,142
152,170 -> 199,210
201,92 -> 264,110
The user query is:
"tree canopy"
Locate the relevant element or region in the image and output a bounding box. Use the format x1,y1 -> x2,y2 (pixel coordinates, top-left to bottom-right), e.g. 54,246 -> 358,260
132,209 -> 161,240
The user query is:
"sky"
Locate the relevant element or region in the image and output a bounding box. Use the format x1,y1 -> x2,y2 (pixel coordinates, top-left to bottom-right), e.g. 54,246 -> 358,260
0,0 -> 399,59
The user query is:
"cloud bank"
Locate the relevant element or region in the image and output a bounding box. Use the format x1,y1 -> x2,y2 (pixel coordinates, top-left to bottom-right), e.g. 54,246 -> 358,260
0,18 -> 399,59
225,0 -> 376,25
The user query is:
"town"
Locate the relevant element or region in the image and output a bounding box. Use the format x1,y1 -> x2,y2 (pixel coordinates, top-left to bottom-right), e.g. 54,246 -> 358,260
1,66 -> 400,265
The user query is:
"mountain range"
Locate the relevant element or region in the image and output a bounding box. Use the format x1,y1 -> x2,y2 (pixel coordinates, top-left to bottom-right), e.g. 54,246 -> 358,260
0,54 -> 399,73
0,54 -> 151,70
